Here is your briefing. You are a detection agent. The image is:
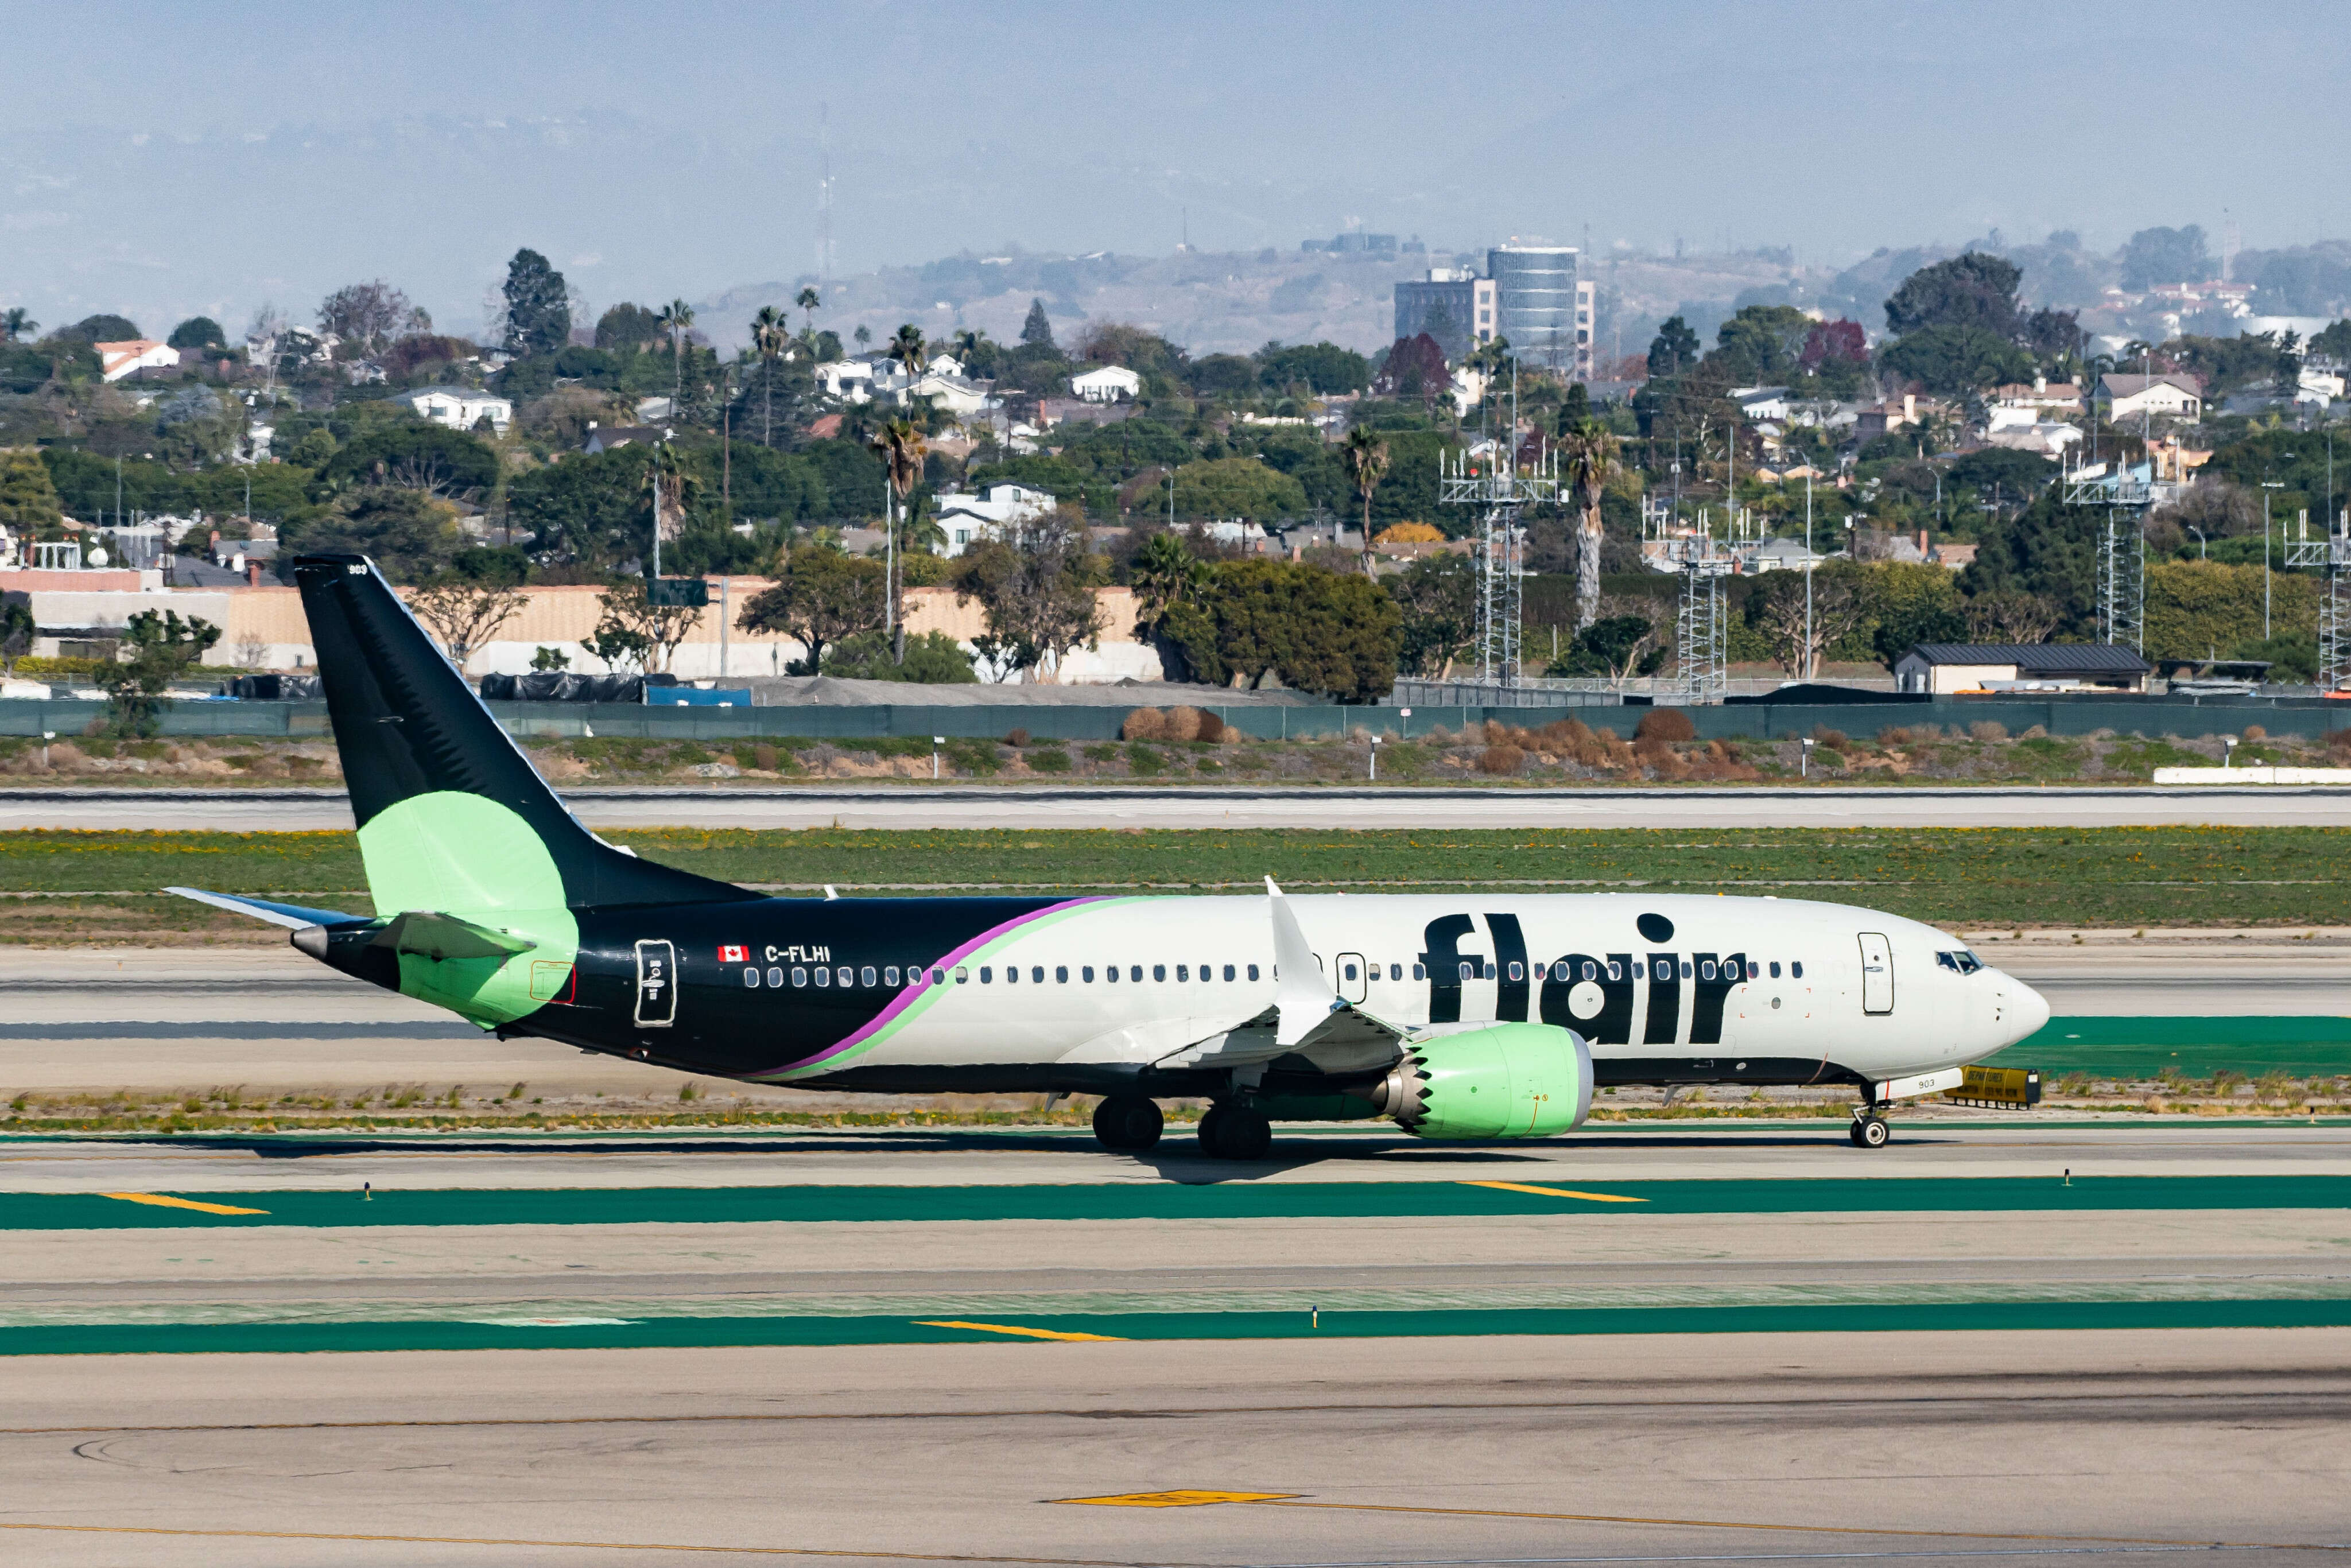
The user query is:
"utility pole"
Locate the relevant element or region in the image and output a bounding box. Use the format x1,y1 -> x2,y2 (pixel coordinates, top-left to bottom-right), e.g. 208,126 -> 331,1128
2262,478 -> 2286,639
1803,463 -> 1815,682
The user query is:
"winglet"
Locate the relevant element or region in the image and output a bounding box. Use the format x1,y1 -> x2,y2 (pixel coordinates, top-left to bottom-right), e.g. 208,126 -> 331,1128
1266,877 -> 1344,1047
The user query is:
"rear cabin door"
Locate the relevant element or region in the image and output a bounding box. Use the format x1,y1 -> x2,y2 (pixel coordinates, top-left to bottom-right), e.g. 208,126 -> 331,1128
1857,932 -> 1894,1015
635,940 -> 678,1028
1337,952 -> 1369,1005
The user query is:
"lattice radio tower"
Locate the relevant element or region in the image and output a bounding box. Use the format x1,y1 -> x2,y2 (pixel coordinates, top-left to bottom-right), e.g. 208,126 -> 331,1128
1643,503 -> 1747,703
2063,461 -> 2158,652
1438,369 -> 1557,684
2287,506 -> 2351,693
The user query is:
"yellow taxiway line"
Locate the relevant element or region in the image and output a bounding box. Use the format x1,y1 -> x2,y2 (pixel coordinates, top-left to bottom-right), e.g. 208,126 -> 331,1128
1460,1179 -> 1646,1203
915,1320 -> 1124,1342
98,1192 -> 269,1216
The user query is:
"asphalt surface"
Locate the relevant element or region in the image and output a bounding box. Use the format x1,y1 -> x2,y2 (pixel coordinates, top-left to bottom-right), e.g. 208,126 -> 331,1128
9,782 -> 2351,830
3,1123 -> 2349,1564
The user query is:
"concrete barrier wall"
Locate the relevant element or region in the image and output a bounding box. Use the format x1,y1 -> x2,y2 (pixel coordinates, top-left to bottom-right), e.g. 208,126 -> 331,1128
3,696 -> 2348,744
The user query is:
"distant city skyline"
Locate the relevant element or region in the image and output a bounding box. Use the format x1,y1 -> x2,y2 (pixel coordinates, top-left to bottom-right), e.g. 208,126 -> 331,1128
7,0 -> 2348,342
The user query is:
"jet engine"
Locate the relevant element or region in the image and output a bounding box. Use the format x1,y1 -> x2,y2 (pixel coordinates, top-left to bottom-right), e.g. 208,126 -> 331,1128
1368,1022 -> 1594,1139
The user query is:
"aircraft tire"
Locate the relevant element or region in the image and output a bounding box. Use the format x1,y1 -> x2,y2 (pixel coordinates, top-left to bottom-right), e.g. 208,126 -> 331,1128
1212,1104 -> 1272,1161
1857,1114 -> 1891,1148
1092,1094 -> 1163,1151
1195,1106 -> 1225,1155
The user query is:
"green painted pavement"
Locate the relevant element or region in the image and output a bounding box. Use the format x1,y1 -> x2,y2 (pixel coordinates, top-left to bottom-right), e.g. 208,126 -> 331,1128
1992,1015 -> 2351,1078
8,1297 -> 2351,1357
14,1174 -> 2348,1231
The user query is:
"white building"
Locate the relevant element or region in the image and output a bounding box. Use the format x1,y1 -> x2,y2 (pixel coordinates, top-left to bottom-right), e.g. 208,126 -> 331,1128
1732,386 -> 1794,422
405,385 -> 513,433
2099,372 -> 2201,424
1070,365 -> 1142,403
907,371 -> 995,416
2298,360 -> 2345,407
816,358 -> 879,402
96,340 -> 180,382
933,483 -> 1059,556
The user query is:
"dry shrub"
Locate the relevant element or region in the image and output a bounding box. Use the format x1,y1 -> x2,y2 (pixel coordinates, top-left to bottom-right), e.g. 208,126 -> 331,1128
1969,720 -> 2008,742
1162,707 -> 1204,742
1004,728 -> 1031,748
1482,719 -> 1510,745
1195,711 -> 1227,743
1811,725 -> 1849,747
1479,744 -> 1526,775
1632,734 -> 1689,777
1878,726 -> 1911,746
1538,716 -> 1608,768
1122,708 -> 1167,740
1601,732 -> 1636,770
751,744 -> 780,771
2243,724 -> 2267,741
1691,738 -> 1759,782
2326,728 -> 2351,755
2019,724 -> 2048,739
1634,708 -> 1696,743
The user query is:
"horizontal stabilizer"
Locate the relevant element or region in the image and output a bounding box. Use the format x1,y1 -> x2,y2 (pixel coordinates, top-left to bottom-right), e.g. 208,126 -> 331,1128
166,887 -> 367,931
371,910 -> 538,963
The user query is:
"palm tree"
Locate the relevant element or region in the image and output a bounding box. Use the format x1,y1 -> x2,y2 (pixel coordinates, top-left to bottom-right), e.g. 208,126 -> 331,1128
2,308 -> 34,343
889,324 -> 926,392
751,305 -> 789,447
1341,425 -> 1390,577
1130,531 -> 1208,636
658,298 -> 696,405
868,416 -> 927,662
796,286 -> 821,339
1558,416 -> 1623,632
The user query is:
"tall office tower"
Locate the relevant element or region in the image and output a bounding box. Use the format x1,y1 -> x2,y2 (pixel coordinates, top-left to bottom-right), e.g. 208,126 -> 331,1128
1392,269 -> 1497,363
1487,245 -> 1582,373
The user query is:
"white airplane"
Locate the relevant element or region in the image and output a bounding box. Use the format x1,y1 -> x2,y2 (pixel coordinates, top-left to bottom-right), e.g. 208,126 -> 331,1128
176,555 -> 2053,1160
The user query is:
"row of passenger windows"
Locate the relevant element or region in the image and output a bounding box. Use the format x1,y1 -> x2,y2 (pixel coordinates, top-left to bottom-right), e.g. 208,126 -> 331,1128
744,962 -> 1265,991
1347,958 -> 1805,984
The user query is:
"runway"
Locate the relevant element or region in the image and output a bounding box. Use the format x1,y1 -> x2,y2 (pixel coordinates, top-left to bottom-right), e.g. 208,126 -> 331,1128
2,1123 -> 2349,1565
9,782 -> 2351,830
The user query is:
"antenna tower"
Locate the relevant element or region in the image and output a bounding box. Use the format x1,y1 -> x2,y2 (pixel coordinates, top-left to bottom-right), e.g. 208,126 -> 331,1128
2063,460 -> 2174,652
2287,507 -> 2351,692
1439,373 -> 1558,685
816,104 -> 836,281
1644,503 -> 1743,702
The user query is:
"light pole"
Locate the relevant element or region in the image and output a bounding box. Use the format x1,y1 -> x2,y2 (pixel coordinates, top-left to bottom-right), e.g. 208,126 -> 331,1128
1368,733 -> 1382,781
1802,461 -> 1816,682
2261,477 -> 2287,639
2187,525 -> 2206,560
931,735 -> 945,781
2222,735 -> 2239,771
40,730 -> 55,769
1799,735 -> 1814,778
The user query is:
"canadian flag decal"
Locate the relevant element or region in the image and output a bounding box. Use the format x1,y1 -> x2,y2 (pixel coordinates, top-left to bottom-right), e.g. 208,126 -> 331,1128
718,945 -> 749,964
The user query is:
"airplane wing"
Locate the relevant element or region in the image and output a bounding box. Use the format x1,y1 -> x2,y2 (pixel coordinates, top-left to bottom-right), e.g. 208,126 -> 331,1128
1263,876 -> 1415,1056
166,887 -> 368,930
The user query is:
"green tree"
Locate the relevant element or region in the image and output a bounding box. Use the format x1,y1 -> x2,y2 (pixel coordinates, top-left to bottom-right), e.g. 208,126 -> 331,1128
1341,426 -> 1390,573
321,422 -> 499,500
1,594 -> 33,676
502,249 -> 572,357
509,448 -> 649,570
1547,611 -> 1667,681
870,416 -> 927,662
1876,324 -> 2034,395
1712,305 -> 1813,382
0,449 -> 65,533
409,553 -> 527,672
592,573 -> 703,675
594,303 -> 664,352
2,308 -> 36,343
1019,298 -> 1057,352
1388,554 -> 1477,677
1647,316 -> 1700,379
751,305 -> 789,446
1171,457 -> 1307,521
1884,253 -> 2023,337
735,545 -> 891,673
796,286 -> 821,338
2120,226 -> 2213,290
1254,341 -> 1371,394
64,313 -> 140,343
889,323 -> 926,382
1204,559 -> 1399,702
102,610 -> 220,737
285,489 -> 461,583
657,298 -> 696,403
1860,561 -> 1967,667
1557,416 -> 1623,631
953,518 -> 1104,681
822,628 -> 977,683
166,316 -> 225,351
1128,530 -> 1211,639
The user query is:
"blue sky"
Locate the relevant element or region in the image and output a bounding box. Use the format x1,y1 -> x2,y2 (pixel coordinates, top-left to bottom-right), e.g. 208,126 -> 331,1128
7,0 -> 2347,340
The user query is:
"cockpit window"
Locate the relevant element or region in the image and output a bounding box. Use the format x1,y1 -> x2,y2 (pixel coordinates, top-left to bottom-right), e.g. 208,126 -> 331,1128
1937,950 -> 1984,975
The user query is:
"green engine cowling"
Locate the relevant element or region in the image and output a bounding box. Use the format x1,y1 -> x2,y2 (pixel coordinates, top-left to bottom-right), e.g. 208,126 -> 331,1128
1370,1022 -> 1594,1139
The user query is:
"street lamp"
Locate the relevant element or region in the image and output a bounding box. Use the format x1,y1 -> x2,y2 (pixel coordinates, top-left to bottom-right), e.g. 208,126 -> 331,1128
2261,477 -> 2288,639
2187,525 -> 2207,560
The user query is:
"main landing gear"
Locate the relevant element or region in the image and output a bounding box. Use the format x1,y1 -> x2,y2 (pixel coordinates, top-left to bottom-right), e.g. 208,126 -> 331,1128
1092,1095 -> 1164,1152
1849,1108 -> 1891,1148
1195,1101 -> 1272,1162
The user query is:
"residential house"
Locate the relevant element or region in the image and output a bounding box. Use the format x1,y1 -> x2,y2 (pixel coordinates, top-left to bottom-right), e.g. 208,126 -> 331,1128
405,385 -> 513,433
1853,393 -> 1922,441
1982,402 -> 2084,456
1070,365 -> 1142,403
96,340 -> 180,382
933,483 -> 1060,557
1991,377 -> 2083,413
2099,373 -> 2202,424
815,359 -> 878,402
1892,642 -> 2152,696
582,423 -> 672,455
2297,359 -> 2345,408
1732,386 -> 1794,422
906,370 -> 995,417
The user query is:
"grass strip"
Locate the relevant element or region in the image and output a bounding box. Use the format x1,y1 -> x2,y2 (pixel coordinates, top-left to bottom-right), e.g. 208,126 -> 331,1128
9,1175 -> 2345,1231
5,825 -> 2351,929
10,1297 -> 2351,1356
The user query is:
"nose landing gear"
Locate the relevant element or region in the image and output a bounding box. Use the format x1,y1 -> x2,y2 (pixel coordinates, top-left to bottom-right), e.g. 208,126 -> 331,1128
1849,1108 -> 1891,1148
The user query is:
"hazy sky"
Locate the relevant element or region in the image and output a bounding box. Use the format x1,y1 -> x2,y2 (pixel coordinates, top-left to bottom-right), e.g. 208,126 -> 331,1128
8,0 -> 2348,340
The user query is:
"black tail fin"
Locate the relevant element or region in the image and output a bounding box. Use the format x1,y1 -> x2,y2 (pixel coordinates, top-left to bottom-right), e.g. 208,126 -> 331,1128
293,553 -> 749,910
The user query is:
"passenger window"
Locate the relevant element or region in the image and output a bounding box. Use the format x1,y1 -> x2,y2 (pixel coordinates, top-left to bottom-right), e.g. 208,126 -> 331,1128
884,966 -> 900,986
744,968 -> 760,988
860,966 -> 877,987
1412,963 -> 1425,980
954,967 -> 968,984
1770,961 -> 1781,978
1082,966 -> 1095,982
839,967 -> 854,987
1199,962 -> 1211,981
1458,961 -> 1474,981
1247,964 -> 1260,981
1701,961 -> 1716,981
1130,965 -> 1143,982
1057,966 -> 1069,983
1343,962 -> 1357,981
1607,961 -> 1623,981
792,967 -> 808,987
1223,964 -> 1236,981
1484,961 -> 1496,980
1152,964 -> 1165,981
1507,961 -> 1523,983
1679,961 -> 1693,980
1389,963 -> 1402,980
1006,965 -> 1019,984
931,968 -> 945,985
1747,961 -> 1759,980
814,968 -> 831,988
979,967 -> 992,983
1791,961 -> 1804,979
1176,964 -> 1189,981
1581,961 -> 1597,981
1105,964 -> 1119,983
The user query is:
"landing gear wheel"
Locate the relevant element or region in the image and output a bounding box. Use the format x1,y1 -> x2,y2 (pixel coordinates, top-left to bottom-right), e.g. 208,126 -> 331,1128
1195,1106 -> 1224,1155
1204,1103 -> 1271,1161
1092,1095 -> 1163,1151
1855,1113 -> 1891,1148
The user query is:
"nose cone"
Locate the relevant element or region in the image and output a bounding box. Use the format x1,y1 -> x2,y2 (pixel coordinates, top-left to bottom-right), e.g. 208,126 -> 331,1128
2002,972 -> 2051,1046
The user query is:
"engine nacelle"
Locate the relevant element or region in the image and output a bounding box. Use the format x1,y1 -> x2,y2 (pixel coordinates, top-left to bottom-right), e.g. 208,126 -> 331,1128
1370,1022 -> 1594,1139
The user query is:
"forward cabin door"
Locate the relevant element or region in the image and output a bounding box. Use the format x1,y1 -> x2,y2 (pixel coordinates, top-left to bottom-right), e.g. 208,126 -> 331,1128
634,940 -> 678,1028
1857,932 -> 1894,1015
1337,951 -> 1370,1005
